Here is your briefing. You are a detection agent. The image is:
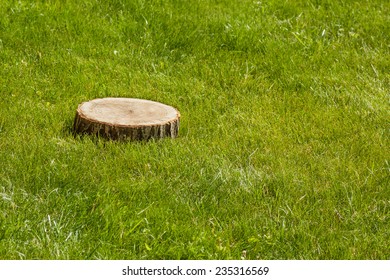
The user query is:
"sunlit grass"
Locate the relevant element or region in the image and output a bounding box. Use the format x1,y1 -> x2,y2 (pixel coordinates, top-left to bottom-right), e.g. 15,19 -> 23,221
0,0 -> 389,259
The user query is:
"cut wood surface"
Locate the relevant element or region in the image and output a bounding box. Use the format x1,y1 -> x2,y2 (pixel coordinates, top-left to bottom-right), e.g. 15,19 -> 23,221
73,97 -> 180,141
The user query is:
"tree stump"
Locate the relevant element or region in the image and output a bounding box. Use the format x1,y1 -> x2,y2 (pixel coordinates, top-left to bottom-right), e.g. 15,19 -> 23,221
73,97 -> 180,141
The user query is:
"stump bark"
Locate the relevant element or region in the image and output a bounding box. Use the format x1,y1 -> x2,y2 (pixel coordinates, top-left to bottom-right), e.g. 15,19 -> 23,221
73,98 -> 180,141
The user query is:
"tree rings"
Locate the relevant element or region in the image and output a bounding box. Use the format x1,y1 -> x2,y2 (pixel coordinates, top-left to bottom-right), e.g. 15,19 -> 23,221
73,97 -> 180,141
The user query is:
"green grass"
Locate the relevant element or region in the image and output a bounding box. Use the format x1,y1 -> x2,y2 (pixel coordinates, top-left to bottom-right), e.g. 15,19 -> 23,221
0,0 -> 389,259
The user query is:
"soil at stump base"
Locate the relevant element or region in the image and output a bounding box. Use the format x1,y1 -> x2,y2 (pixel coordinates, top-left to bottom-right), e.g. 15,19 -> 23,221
73,97 -> 180,141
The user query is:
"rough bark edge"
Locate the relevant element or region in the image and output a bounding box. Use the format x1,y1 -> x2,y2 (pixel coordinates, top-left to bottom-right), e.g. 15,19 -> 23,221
73,110 -> 180,141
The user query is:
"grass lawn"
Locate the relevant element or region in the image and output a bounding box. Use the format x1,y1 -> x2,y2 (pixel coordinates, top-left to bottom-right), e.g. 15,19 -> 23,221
0,0 -> 389,259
